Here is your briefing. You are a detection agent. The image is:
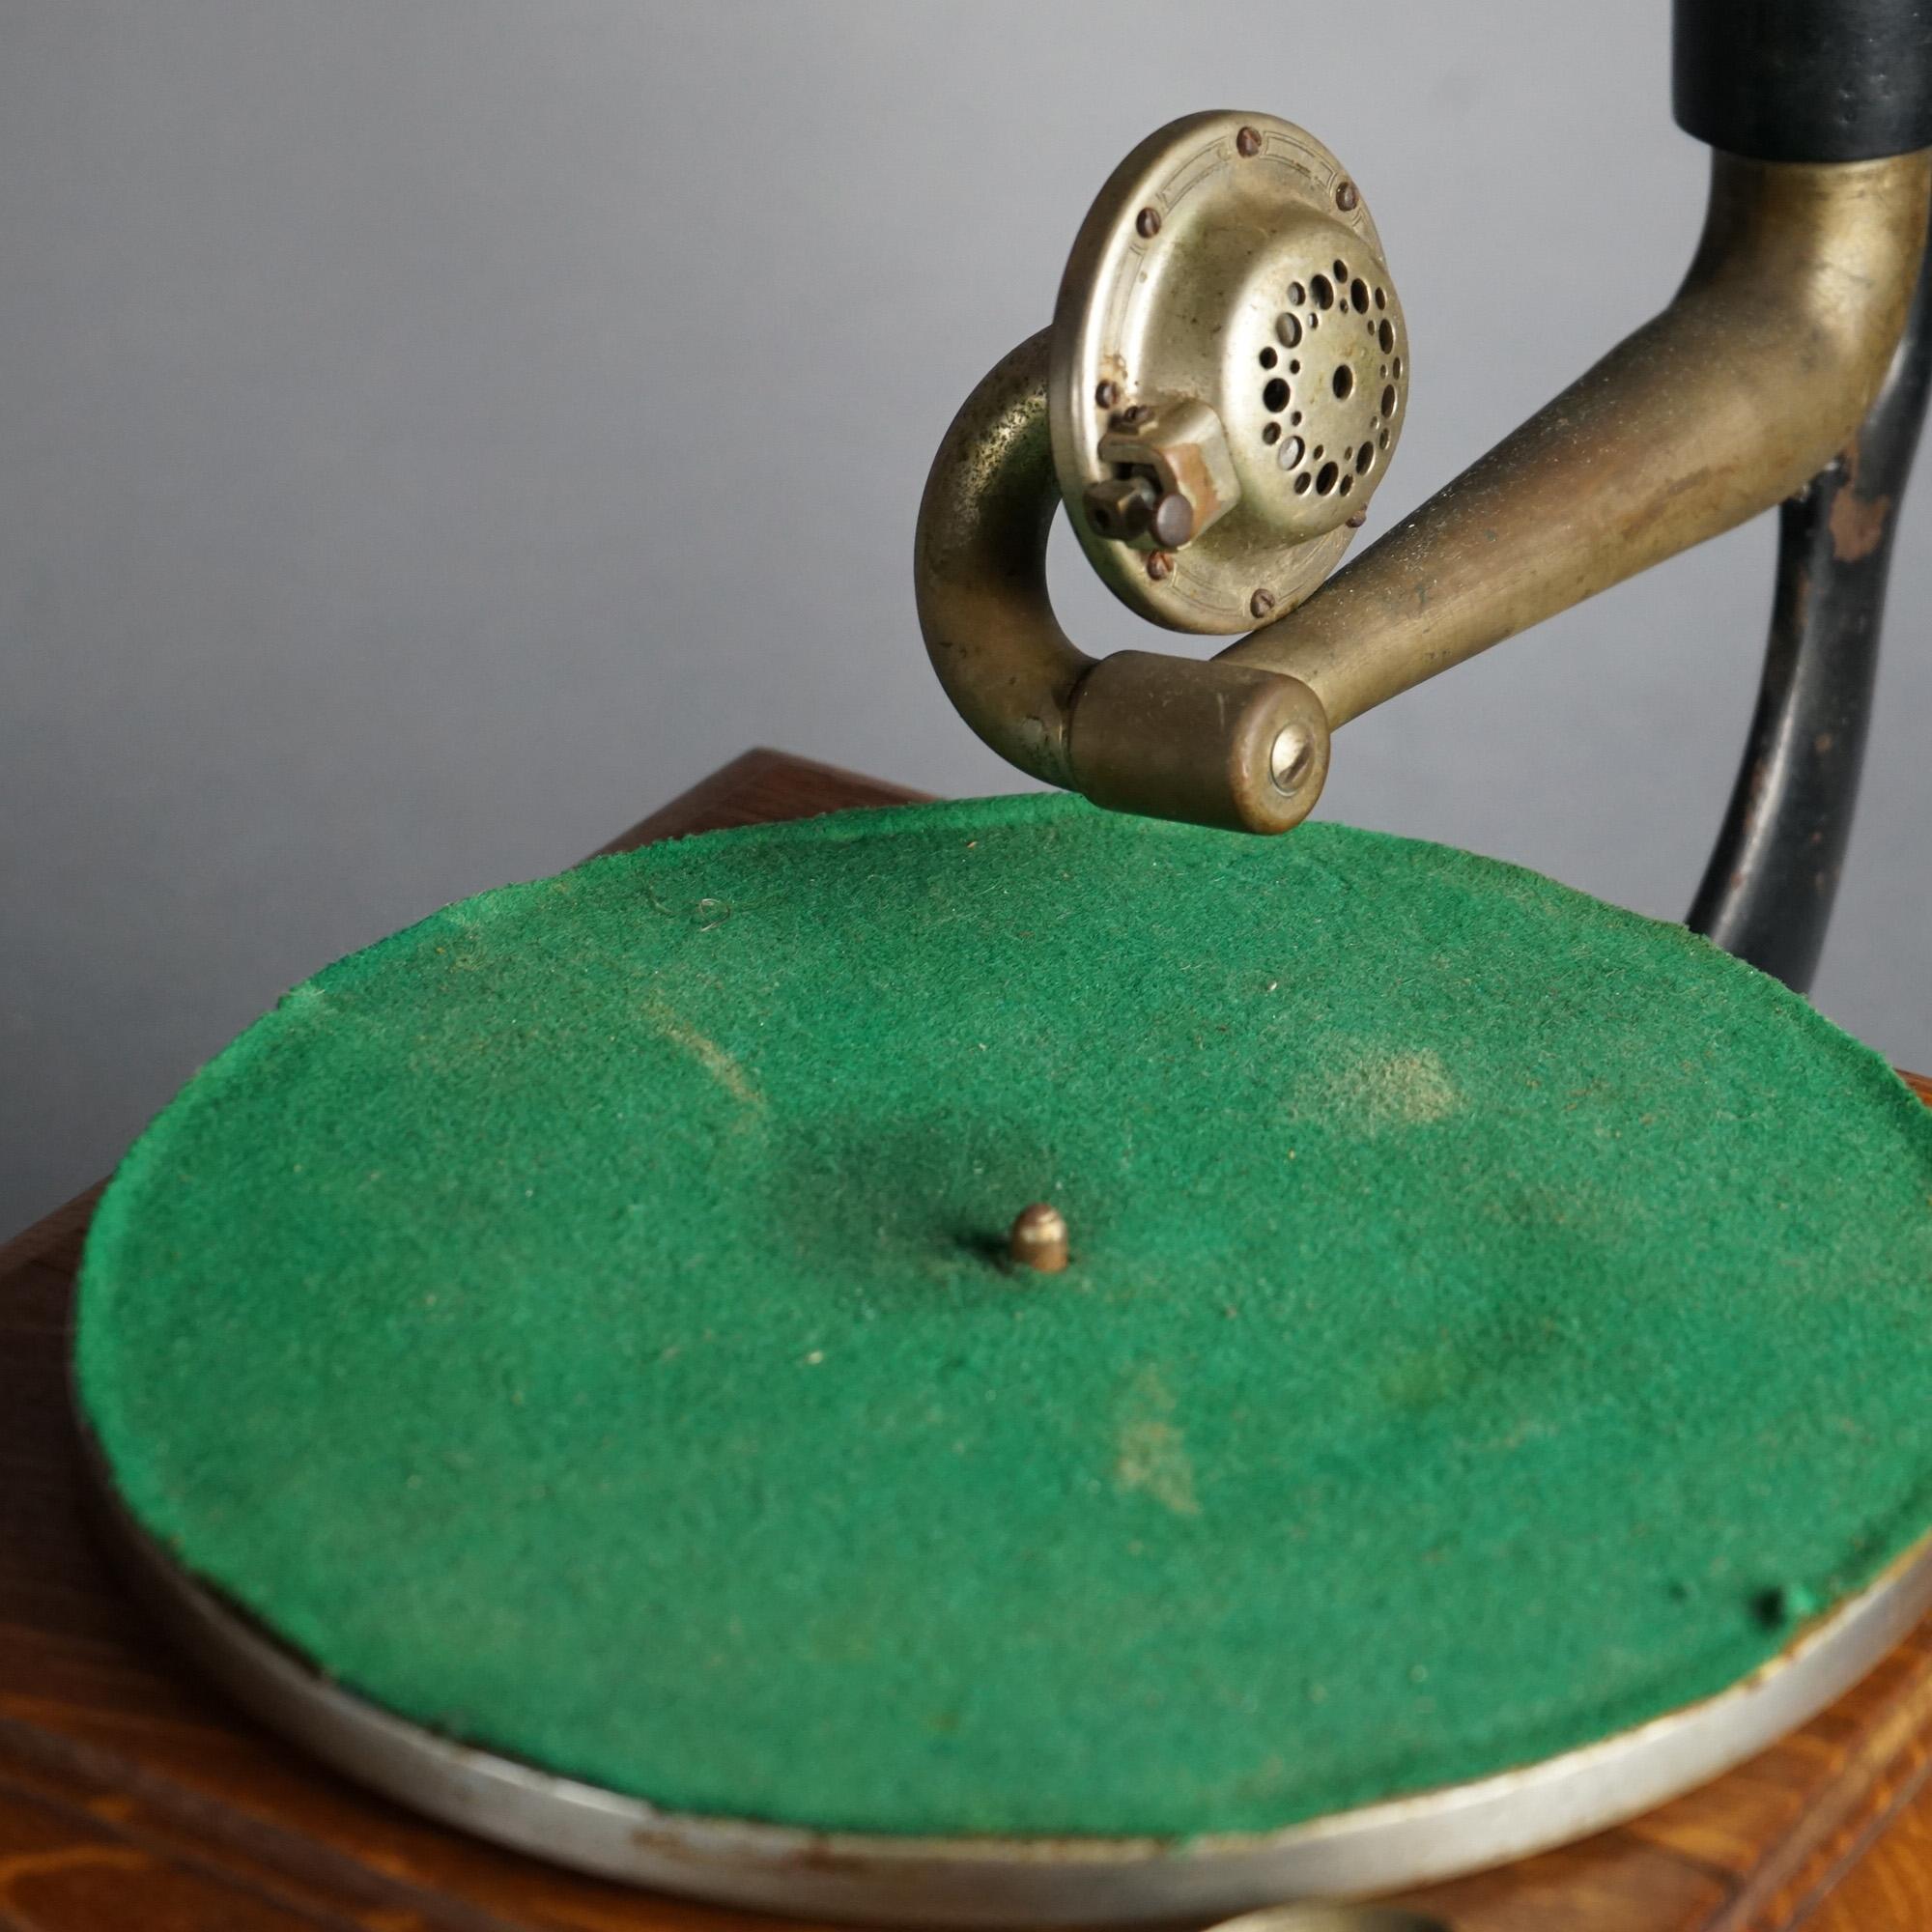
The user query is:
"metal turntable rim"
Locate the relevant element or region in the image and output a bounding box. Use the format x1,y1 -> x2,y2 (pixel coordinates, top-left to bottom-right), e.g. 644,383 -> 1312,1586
77,1416 -> 1932,1929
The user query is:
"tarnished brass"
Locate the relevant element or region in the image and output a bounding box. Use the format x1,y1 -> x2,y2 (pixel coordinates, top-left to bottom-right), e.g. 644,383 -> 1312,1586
1069,650 -> 1329,835
916,117 -> 1930,835
915,330 -> 1330,829
1229,150 -> 1932,726
1094,398 -> 1241,550
1081,473 -> 1165,545
915,331 -> 1089,790
1009,1203 -> 1070,1274
1052,112 -> 1408,634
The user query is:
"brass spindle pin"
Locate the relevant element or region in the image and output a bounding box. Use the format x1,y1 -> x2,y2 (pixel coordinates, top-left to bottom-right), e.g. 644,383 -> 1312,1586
1009,1203 -> 1070,1274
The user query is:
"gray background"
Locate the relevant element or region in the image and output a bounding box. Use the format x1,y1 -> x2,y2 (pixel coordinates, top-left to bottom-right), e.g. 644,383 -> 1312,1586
5,0 -> 1929,1238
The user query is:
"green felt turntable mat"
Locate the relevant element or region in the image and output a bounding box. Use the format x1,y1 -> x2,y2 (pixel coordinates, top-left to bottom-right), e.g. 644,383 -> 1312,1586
76,792 -> 1932,1840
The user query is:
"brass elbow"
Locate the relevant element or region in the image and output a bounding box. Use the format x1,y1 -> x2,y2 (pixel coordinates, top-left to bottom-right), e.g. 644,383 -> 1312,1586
915,330 -> 1089,794
914,330 -> 1330,832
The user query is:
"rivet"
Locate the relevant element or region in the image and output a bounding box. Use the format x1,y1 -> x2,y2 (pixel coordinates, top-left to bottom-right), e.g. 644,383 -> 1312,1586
1094,379 -> 1120,410
1136,206 -> 1162,240
1147,550 -> 1174,582
1334,180 -> 1359,213
1236,126 -> 1263,158
1249,587 -> 1276,620
1346,510 -> 1368,528
1009,1203 -> 1069,1273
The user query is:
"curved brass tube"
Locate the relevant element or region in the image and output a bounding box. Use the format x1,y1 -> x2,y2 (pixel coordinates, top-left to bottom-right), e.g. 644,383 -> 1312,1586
916,151 -> 1930,830
915,334 -> 1331,832
915,331 -> 1090,790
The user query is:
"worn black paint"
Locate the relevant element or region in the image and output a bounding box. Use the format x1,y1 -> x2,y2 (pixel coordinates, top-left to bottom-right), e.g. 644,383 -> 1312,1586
1688,224 -> 1932,991
1675,0 -> 1932,161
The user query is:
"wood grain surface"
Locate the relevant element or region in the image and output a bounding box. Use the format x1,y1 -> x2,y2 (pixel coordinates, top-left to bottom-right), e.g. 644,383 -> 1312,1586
4,745 -> 1930,1932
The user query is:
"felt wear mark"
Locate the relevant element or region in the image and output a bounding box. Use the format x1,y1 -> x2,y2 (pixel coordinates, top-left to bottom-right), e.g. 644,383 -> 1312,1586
640,993 -> 763,1109
1115,1366 -> 1201,1517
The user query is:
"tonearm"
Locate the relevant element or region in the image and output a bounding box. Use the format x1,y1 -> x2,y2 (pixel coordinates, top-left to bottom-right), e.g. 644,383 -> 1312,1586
915,0 -> 1932,993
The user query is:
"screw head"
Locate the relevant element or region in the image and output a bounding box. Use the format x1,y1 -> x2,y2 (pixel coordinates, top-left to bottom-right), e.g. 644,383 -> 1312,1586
1136,206 -> 1162,240
1146,550 -> 1174,582
1009,1203 -> 1069,1274
1094,379 -> 1120,410
1249,587 -> 1276,621
1334,179 -> 1359,212
1269,724 -> 1316,795
1236,126 -> 1263,158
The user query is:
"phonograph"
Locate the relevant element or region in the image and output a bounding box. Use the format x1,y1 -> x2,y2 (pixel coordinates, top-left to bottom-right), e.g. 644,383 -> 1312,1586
62,2 -> 1932,1926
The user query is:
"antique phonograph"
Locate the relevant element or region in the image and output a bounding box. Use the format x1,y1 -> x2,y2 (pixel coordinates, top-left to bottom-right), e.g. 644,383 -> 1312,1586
62,3 -> 1932,1928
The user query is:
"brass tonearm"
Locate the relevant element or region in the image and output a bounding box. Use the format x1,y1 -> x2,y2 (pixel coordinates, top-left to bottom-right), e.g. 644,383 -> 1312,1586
915,111 -> 1930,841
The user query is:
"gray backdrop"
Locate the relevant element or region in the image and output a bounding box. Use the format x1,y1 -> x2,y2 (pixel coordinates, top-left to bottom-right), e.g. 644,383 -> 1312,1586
5,0 -> 1929,1238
